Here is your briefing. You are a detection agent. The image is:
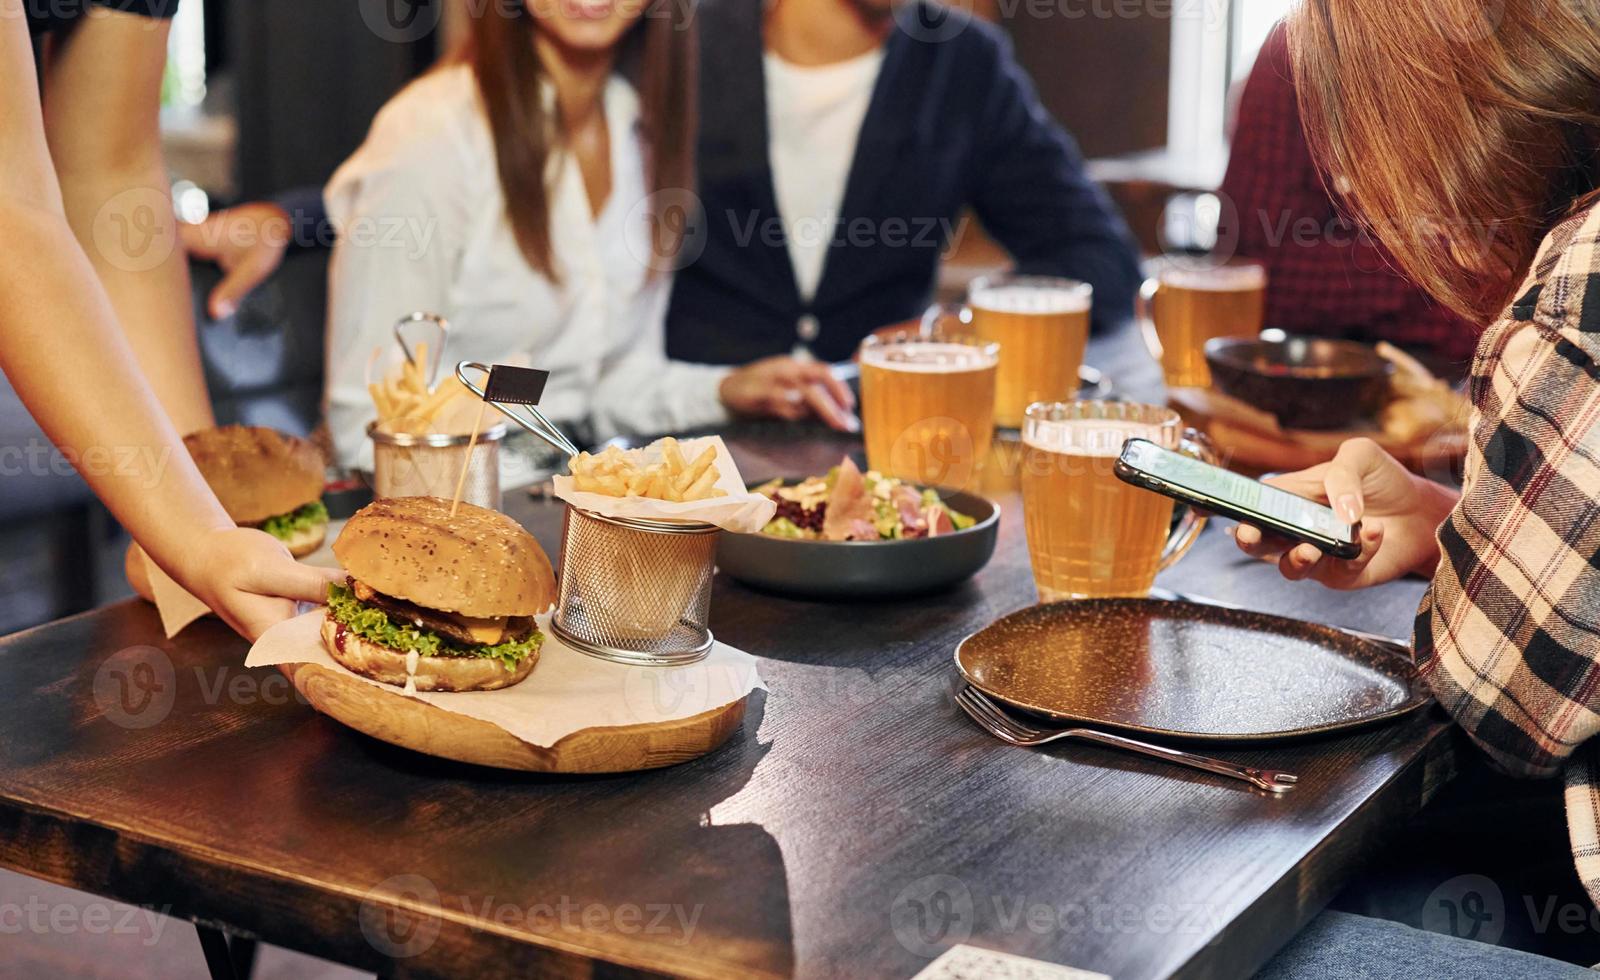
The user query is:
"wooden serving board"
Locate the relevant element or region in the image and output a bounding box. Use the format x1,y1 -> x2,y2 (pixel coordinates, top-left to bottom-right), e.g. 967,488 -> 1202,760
279,663 -> 747,773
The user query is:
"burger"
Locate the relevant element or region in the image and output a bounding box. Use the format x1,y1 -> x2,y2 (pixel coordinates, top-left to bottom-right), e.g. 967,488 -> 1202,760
184,425 -> 329,557
322,496 -> 555,692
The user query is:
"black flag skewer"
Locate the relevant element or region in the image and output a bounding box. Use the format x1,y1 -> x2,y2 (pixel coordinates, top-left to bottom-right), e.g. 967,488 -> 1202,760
450,361 -> 578,516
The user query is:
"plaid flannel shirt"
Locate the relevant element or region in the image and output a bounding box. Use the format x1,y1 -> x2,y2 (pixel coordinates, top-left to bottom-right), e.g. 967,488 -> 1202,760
1412,201 -> 1600,904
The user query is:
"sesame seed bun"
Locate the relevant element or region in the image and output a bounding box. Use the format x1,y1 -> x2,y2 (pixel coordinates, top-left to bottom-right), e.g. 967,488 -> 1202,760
183,425 -> 325,526
331,496 -> 556,619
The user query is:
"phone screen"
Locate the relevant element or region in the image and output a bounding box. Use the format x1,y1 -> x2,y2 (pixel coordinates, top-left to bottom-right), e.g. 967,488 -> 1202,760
1119,440 -> 1353,544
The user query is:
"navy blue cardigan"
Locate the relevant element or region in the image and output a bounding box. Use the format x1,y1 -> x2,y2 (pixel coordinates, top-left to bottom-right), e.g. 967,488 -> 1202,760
665,0 -> 1142,365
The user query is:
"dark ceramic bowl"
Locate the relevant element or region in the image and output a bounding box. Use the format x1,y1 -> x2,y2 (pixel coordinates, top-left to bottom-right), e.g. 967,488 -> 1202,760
716,489 -> 1000,599
1204,334 -> 1394,430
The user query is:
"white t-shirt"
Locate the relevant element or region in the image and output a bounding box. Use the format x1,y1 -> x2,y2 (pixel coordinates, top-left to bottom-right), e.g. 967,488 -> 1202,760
323,66 -> 730,472
763,48 -> 886,304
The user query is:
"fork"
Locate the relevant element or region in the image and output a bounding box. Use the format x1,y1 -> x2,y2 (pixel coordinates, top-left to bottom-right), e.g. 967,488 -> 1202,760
956,686 -> 1299,794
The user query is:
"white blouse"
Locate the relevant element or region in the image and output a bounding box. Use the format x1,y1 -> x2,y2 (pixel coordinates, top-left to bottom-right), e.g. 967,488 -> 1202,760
323,65 -> 730,471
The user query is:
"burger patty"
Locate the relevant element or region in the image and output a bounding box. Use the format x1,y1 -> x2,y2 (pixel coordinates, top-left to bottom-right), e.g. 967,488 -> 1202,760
348,578 -> 537,649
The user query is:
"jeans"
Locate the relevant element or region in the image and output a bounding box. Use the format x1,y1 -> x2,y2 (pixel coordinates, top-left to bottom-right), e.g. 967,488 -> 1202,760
1256,911 -> 1596,979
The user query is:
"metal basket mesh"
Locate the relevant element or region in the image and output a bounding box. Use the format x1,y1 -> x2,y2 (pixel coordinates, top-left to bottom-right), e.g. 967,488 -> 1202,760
553,506 -> 718,665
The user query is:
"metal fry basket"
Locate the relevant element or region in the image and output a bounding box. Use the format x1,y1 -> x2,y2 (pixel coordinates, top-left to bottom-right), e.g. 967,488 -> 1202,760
368,421 -> 505,510
452,360 -> 719,666
552,507 -> 719,665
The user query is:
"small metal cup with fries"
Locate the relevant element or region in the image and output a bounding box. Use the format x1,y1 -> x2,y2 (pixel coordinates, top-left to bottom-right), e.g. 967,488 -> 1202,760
455,362 -> 776,666
365,315 -> 503,507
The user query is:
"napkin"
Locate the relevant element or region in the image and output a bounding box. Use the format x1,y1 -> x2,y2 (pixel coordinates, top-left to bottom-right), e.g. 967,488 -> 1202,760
553,435 -> 775,533
246,608 -> 764,748
141,549 -> 213,638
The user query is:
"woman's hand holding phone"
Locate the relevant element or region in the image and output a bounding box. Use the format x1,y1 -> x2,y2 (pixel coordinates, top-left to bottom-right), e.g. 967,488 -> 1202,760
1231,438 -> 1459,589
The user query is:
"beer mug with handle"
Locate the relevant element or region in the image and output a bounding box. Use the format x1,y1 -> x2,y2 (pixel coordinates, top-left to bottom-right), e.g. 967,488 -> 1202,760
1020,400 -> 1216,600
1139,258 -> 1267,388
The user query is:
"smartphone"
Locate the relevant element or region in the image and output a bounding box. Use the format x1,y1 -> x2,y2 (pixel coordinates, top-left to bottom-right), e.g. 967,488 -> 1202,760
1114,438 -> 1362,560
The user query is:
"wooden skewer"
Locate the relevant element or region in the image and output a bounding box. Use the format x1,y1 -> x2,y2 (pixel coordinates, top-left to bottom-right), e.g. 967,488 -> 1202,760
449,397 -> 491,517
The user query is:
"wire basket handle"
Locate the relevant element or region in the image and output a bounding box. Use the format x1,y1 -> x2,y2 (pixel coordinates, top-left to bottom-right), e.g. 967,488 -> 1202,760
455,361 -> 580,458
394,312 -> 452,387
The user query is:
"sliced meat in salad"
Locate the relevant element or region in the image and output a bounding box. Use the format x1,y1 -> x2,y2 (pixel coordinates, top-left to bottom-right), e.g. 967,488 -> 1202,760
753,457 -> 976,542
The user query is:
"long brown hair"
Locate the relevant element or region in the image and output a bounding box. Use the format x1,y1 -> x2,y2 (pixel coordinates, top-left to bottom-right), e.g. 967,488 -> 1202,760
457,1 -> 697,278
1290,0 -> 1600,324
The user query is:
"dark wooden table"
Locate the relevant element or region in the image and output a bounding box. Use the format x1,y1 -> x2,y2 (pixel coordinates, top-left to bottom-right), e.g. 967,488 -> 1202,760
0,335 -> 1459,980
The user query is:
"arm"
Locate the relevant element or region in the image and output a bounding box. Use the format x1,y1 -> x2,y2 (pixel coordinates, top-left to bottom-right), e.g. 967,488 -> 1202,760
40,8 -> 213,434
0,4 -> 335,639
1414,320 -> 1600,778
967,31 -> 1142,334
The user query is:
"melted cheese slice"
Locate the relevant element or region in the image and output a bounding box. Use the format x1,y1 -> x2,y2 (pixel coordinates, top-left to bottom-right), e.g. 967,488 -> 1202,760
459,616 -> 508,646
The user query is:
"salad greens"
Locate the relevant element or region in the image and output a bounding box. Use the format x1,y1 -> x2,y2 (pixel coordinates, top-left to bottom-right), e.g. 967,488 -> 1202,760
262,500 -> 328,541
326,583 -> 540,672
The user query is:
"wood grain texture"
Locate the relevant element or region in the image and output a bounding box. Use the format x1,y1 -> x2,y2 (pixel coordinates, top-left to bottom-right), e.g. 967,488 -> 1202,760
0,331 -> 1462,979
281,663 -> 746,773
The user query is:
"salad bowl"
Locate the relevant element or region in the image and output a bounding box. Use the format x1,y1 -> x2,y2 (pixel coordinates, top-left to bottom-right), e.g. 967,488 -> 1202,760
716,483 -> 1000,599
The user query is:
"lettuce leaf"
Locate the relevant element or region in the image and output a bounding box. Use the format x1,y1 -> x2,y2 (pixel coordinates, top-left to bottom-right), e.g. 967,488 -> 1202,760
262,500 -> 329,541
325,583 -> 540,672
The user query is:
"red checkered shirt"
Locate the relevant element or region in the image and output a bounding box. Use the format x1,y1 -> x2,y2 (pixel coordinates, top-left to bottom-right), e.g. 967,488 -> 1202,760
1412,200 -> 1600,904
1219,26 -> 1481,366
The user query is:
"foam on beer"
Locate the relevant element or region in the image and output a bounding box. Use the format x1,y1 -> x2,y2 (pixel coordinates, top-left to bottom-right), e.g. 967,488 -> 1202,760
970,282 -> 1091,315
1023,417 -> 1165,456
861,341 -> 998,372
1158,263 -> 1267,292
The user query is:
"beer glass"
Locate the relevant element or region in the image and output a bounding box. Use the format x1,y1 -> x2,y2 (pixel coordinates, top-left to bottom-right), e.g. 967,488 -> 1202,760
860,329 -> 999,492
1140,259 -> 1266,388
965,275 -> 1093,428
1021,401 -> 1212,600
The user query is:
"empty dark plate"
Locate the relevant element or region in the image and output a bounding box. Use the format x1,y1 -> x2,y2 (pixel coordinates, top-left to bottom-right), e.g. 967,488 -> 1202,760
955,599 -> 1429,742
716,489 -> 1000,599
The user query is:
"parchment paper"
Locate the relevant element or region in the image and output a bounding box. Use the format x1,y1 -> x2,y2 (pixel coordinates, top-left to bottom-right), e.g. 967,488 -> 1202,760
246,608 -> 764,748
144,553 -> 213,638
552,436 -> 775,533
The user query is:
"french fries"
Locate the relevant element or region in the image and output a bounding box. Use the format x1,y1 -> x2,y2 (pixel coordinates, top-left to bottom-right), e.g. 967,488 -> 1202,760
1375,341 -> 1470,443
568,438 -> 728,502
369,340 -> 475,435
